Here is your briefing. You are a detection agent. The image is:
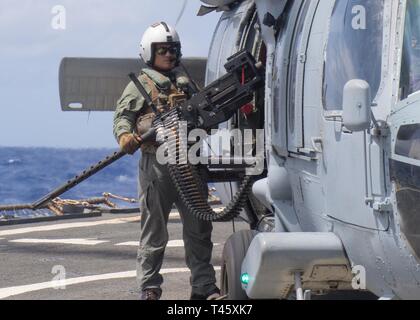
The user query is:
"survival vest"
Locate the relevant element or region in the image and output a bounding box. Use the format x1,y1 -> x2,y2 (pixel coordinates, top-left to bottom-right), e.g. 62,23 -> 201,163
136,68 -> 189,153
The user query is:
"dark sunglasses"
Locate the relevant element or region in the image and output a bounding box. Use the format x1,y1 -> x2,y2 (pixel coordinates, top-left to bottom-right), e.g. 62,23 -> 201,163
155,46 -> 179,56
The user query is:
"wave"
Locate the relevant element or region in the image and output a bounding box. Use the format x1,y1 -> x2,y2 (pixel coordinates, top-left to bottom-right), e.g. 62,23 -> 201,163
6,159 -> 22,165
0,147 -> 140,208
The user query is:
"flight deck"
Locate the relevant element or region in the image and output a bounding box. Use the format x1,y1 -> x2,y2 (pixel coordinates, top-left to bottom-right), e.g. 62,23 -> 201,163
0,208 -> 247,300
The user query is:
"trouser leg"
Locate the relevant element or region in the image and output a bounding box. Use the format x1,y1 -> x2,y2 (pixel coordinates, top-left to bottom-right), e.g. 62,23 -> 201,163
176,187 -> 217,296
137,153 -> 175,290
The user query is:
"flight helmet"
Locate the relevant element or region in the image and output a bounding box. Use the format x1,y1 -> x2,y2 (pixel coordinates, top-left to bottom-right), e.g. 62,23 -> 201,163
140,22 -> 182,66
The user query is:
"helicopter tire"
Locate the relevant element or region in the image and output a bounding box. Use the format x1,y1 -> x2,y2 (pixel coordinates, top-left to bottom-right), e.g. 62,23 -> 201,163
220,229 -> 258,300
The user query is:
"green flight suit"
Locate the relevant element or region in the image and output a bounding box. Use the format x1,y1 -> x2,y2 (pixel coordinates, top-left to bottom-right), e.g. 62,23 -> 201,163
113,68 -> 218,296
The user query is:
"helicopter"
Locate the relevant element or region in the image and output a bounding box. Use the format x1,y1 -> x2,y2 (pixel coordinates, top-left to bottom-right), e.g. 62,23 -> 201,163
58,0 -> 420,300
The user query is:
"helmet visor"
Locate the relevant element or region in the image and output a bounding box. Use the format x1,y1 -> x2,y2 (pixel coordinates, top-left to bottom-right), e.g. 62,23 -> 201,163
155,45 -> 180,56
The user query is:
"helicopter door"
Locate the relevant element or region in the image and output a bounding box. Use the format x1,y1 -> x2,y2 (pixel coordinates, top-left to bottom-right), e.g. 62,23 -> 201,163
286,0 -> 319,155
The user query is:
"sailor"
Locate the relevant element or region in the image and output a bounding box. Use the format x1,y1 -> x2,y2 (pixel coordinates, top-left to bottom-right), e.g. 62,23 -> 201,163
113,22 -> 220,300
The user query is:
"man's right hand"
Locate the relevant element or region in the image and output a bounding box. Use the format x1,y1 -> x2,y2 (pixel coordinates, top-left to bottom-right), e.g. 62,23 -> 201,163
119,133 -> 142,155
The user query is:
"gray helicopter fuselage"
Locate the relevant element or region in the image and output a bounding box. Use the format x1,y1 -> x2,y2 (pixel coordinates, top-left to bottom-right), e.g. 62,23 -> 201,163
207,0 -> 420,299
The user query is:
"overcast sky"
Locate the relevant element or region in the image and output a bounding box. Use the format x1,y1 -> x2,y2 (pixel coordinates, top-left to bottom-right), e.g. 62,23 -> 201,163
0,0 -> 221,148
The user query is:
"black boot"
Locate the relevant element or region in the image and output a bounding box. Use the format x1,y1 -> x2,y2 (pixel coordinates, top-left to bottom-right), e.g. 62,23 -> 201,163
140,288 -> 162,300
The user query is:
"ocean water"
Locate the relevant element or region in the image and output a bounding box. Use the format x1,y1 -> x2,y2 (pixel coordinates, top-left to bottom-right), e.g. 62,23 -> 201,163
0,147 -> 140,215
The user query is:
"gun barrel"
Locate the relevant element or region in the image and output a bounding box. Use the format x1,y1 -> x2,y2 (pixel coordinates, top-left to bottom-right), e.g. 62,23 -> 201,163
32,151 -> 126,209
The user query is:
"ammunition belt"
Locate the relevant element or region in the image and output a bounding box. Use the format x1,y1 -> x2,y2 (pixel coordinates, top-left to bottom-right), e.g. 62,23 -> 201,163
153,108 -> 254,222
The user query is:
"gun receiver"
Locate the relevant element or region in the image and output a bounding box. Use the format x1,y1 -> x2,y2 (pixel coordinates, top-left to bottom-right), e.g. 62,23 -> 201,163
179,50 -> 265,130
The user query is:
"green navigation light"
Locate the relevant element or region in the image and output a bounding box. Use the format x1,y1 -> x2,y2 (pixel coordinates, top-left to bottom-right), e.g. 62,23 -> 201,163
241,273 -> 250,285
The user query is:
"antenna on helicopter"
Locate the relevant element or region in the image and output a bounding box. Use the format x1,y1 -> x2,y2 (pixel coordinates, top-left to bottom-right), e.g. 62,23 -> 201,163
175,0 -> 188,27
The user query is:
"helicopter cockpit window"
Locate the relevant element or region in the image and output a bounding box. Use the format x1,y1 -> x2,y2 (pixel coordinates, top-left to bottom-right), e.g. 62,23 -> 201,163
391,123 -> 420,258
390,157 -> 420,258
400,0 -> 420,100
323,0 -> 384,110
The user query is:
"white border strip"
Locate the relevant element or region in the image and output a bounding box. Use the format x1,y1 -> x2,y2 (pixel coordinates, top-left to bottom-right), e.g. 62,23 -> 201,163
0,266 -> 221,299
0,212 -> 186,237
9,238 -> 109,246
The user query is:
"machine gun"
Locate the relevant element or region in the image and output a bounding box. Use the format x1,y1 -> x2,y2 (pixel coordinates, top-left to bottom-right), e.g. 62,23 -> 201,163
27,50 -> 265,221
178,50 -> 264,130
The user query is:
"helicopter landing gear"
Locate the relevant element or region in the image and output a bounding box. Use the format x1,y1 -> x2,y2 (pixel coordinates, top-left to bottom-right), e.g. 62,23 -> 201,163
220,230 -> 258,300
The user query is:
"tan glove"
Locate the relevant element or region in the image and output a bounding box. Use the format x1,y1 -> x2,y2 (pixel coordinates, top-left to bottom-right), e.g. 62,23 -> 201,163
118,133 -> 142,155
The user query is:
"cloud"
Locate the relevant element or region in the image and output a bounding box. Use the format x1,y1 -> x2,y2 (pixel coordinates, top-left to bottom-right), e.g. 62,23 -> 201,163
0,0 -> 220,58
0,0 -> 222,148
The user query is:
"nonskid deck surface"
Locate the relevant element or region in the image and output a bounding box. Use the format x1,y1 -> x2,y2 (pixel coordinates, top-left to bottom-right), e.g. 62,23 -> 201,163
0,208 -> 247,300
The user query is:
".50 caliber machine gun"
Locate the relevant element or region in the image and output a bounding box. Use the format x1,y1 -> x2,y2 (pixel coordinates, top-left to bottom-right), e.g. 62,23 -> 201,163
29,50 -> 265,221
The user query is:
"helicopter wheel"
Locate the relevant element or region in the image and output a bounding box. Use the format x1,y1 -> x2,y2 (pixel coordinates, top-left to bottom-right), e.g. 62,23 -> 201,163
220,230 -> 258,300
